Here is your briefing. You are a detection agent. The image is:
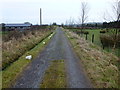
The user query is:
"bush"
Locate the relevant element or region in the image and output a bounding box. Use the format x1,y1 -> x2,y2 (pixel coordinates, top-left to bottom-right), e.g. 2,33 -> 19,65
106,29 -> 109,32
76,31 -> 89,35
100,35 -> 114,47
84,31 -> 89,34
100,30 -> 106,33
100,34 -> 120,48
76,31 -> 83,34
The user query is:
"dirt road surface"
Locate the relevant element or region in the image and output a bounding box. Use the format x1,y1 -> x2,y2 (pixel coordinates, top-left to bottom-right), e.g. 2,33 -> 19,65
13,27 -> 92,88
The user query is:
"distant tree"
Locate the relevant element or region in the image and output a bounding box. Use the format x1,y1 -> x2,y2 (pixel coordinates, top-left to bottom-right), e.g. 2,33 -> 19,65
111,0 -> 120,49
65,20 -> 68,26
24,22 -> 31,24
52,22 -> 57,25
68,17 -> 75,27
78,2 -> 89,36
95,23 -> 98,27
61,23 -> 64,27
79,2 -> 89,29
112,0 -> 120,21
103,22 -> 108,28
1,23 -> 5,31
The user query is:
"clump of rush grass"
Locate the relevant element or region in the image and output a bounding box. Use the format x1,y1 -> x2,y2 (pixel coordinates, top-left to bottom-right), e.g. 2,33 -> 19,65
65,29 -> 119,88
40,60 -> 67,88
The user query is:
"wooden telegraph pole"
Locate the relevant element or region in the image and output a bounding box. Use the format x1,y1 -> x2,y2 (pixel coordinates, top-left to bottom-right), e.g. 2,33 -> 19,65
40,8 -> 42,25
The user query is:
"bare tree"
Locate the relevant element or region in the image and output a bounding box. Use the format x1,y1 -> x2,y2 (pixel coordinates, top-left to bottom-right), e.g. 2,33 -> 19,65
65,20 -> 68,26
68,17 -> 75,27
103,0 -> 120,49
112,0 -> 120,49
79,2 -> 89,29
112,0 -> 120,21
104,0 -> 120,22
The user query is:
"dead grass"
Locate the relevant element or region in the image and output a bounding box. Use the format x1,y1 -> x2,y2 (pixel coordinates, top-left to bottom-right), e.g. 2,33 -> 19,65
40,60 -> 67,88
2,30 -> 53,70
2,32 -> 55,88
65,29 -> 119,88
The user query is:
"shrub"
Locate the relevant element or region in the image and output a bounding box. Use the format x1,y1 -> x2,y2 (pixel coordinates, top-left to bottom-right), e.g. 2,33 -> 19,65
100,35 -> 114,47
100,30 -> 106,33
119,29 -> 120,32
106,29 -> 109,32
84,31 -> 89,34
100,34 -> 120,48
76,31 -> 83,34
76,31 -> 89,35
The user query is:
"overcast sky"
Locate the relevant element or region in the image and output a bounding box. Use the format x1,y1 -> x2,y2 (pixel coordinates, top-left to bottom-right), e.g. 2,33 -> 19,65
0,0 -> 117,25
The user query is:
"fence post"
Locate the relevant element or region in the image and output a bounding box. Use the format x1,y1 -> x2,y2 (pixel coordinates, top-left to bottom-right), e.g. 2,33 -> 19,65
86,34 -> 87,40
92,34 -> 94,43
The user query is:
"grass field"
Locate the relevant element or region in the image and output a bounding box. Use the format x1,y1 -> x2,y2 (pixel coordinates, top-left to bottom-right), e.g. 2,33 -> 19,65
71,29 -> 120,57
0,31 -> 8,35
83,29 -> 101,46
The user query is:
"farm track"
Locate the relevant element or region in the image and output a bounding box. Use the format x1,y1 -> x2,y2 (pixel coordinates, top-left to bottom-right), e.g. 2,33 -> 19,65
13,27 -> 92,88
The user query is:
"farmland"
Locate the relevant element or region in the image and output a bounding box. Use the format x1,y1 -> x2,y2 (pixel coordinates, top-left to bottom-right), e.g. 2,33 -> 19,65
69,28 -> 120,57
0,31 -> 8,35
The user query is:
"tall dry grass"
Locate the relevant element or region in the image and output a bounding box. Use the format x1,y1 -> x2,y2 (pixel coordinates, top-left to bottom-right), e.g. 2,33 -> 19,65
2,29 -> 53,70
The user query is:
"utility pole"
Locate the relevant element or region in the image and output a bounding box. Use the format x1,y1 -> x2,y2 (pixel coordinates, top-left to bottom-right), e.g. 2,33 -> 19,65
40,8 -> 42,25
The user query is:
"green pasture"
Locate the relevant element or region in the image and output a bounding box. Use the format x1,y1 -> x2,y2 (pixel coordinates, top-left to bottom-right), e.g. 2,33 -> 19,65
0,31 -> 8,36
71,29 -> 120,57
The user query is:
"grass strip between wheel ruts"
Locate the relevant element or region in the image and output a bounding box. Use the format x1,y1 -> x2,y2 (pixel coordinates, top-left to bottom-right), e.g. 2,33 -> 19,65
40,60 -> 67,88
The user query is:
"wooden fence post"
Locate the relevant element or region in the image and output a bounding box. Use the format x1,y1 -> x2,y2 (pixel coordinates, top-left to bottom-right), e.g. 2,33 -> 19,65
86,34 -> 87,40
92,34 -> 94,43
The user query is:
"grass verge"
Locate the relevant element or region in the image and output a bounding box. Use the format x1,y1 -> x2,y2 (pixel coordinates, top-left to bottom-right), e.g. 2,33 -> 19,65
1,32 -> 55,88
40,60 -> 67,88
65,29 -> 119,88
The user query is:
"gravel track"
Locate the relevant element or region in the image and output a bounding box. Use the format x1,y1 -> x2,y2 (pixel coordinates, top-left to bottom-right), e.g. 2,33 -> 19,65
13,27 -> 92,88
